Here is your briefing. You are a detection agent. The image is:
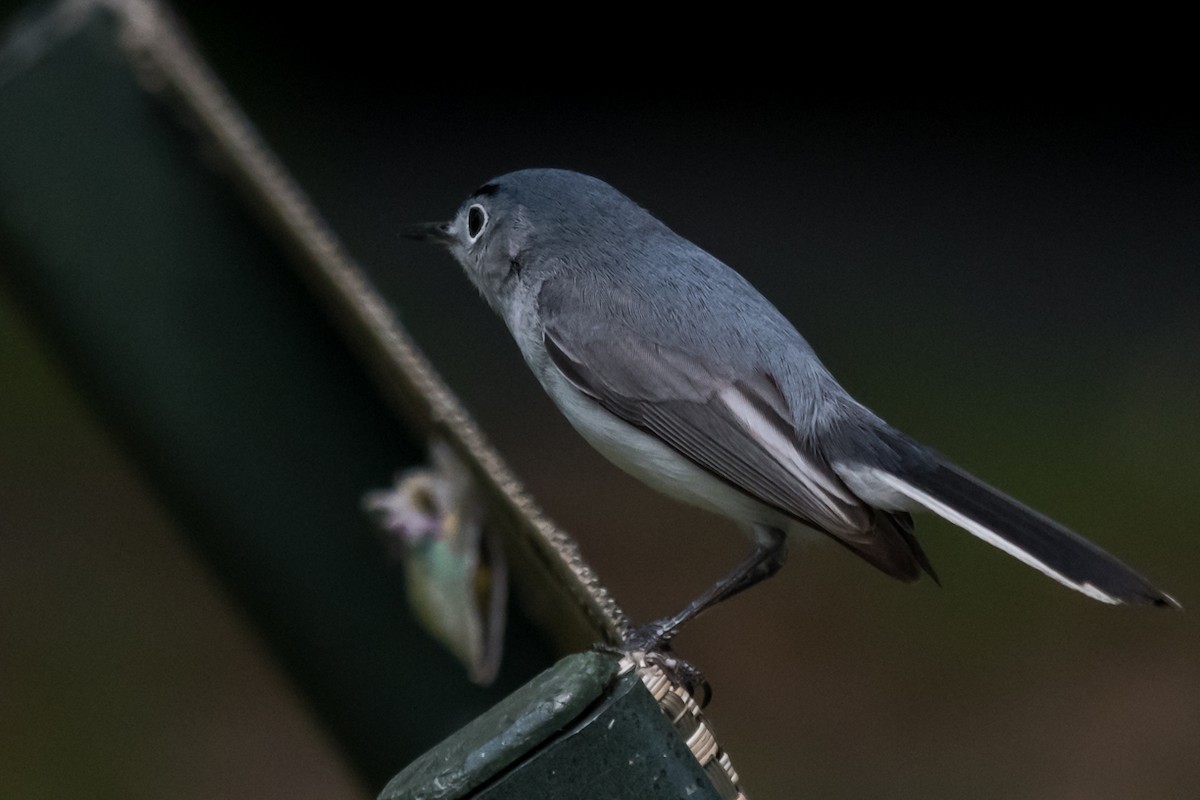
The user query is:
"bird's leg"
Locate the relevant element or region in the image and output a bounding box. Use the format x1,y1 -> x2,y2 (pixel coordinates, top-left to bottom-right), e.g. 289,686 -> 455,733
623,526 -> 788,653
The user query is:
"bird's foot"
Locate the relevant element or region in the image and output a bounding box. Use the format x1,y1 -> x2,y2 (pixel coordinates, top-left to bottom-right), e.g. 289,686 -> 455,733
620,618 -> 675,653
639,645 -> 712,708
594,620 -> 711,707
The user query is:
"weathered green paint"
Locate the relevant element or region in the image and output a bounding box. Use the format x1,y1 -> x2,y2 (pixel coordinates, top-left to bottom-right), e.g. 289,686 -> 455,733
380,652 -> 620,799
381,653 -> 723,800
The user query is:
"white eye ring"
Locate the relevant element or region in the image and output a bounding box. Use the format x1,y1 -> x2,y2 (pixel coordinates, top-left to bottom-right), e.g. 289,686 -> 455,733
466,204 -> 488,241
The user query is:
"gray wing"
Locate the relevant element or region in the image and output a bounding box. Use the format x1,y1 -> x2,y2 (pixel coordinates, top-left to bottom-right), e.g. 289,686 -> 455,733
541,307 -> 928,581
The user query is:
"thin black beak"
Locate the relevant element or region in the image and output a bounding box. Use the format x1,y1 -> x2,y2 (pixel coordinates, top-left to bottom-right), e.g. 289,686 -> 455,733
402,221 -> 454,245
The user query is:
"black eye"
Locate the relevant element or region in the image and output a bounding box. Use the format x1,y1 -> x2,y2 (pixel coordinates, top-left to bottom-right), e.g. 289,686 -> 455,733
467,204 -> 487,240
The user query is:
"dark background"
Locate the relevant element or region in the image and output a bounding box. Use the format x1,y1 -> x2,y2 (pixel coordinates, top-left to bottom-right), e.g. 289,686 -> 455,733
2,3 -> 1198,798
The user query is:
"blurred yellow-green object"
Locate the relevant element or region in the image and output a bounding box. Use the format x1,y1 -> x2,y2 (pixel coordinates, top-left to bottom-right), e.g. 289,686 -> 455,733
365,441 -> 508,686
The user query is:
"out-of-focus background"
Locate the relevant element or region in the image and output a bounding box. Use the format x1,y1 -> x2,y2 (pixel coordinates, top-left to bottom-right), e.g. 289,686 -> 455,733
2,3 -> 1197,798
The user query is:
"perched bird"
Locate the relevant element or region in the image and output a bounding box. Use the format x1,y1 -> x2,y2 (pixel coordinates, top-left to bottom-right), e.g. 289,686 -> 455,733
406,168 -> 1177,651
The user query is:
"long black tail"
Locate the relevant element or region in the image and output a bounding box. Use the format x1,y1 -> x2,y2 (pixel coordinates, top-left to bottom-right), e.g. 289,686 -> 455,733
863,456 -> 1178,608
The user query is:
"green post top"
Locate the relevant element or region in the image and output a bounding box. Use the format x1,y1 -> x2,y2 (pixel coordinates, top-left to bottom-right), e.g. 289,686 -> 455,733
380,652 -> 619,799
380,652 -> 727,800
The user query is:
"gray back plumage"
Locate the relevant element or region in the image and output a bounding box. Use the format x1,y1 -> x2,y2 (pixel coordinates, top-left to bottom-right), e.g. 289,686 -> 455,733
482,169 -> 857,437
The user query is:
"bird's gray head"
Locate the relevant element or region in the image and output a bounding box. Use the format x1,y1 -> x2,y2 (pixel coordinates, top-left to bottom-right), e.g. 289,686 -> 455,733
405,168 -> 665,312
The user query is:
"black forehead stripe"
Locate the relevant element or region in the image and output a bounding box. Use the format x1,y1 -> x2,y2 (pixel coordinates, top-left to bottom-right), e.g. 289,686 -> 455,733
470,182 -> 500,198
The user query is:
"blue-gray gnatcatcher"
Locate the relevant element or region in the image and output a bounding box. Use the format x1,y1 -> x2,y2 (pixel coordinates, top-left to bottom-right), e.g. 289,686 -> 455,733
406,168 -> 1177,649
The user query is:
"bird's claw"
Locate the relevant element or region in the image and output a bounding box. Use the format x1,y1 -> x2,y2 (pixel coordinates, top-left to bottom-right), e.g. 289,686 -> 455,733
592,620 -> 712,707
